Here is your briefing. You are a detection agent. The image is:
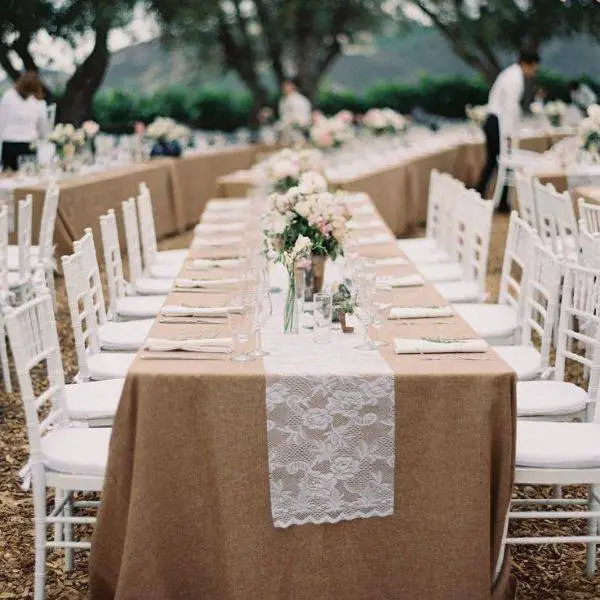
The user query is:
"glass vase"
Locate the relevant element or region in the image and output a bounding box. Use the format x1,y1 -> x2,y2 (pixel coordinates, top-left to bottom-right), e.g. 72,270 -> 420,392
284,268 -> 305,334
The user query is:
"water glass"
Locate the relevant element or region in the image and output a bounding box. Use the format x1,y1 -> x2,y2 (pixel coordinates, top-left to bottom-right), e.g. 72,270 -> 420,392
313,293 -> 333,344
249,290 -> 273,358
227,293 -> 255,362
353,274 -> 377,352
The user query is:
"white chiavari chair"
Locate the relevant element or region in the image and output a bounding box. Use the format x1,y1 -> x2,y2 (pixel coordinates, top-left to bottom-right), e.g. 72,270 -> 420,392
580,220 -> 600,270
534,179 -> 580,262
498,261 -> 600,578
579,198 -> 600,235
99,209 -> 167,320
493,244 -> 563,381
62,251 -> 136,382
137,182 -> 187,278
6,195 -> 34,302
121,198 -> 173,295
453,212 -> 537,344
71,230 -> 154,350
4,294 -> 110,600
433,191 -> 495,303
0,206 -> 12,391
514,171 -> 539,231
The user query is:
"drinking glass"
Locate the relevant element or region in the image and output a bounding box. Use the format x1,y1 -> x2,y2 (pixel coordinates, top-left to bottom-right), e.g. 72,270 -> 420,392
249,290 -> 273,358
313,293 -> 333,344
371,290 -> 392,347
227,293 -> 255,362
353,274 -> 377,352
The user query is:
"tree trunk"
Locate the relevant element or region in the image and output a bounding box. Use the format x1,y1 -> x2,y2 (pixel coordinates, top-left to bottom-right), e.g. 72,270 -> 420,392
57,22 -> 110,125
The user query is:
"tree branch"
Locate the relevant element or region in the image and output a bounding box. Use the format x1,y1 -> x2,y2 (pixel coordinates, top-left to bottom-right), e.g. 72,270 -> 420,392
253,0 -> 285,85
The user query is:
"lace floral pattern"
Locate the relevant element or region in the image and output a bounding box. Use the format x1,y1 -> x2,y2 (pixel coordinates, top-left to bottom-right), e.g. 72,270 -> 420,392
264,333 -> 395,528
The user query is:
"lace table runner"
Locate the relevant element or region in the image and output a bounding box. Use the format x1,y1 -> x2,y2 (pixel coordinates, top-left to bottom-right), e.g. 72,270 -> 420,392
263,330 -> 395,528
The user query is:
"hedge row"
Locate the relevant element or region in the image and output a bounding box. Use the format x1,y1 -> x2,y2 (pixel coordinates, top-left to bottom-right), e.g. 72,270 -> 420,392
92,71 -> 600,133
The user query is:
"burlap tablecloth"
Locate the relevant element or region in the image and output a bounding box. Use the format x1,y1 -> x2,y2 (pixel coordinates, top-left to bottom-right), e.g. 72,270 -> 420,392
89,197 -> 516,600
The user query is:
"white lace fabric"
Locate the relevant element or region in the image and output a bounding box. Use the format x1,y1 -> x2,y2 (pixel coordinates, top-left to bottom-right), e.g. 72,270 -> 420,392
263,328 -> 395,528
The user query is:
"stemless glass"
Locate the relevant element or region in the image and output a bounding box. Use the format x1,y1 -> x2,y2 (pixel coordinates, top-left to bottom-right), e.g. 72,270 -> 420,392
353,274 -> 377,352
250,289 -> 273,358
313,292 -> 333,344
227,293 -> 255,362
371,292 -> 392,347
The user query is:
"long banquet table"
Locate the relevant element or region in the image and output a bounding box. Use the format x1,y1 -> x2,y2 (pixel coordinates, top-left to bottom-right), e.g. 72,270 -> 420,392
89,193 -> 517,600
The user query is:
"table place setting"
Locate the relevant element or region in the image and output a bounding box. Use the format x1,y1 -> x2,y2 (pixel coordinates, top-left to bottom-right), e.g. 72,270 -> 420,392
160,304 -> 240,318
191,235 -> 245,248
143,336 -> 233,353
376,274 -> 425,289
388,305 -> 455,319
393,336 -> 489,354
352,232 -> 395,246
194,221 -> 247,234
186,258 -> 242,270
174,277 -> 241,290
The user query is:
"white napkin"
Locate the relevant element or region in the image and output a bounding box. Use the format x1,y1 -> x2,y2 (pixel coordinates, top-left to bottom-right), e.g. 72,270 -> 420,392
348,219 -> 381,231
192,236 -> 243,248
394,337 -> 488,354
375,257 -> 409,267
145,337 -> 233,353
194,222 -> 246,235
161,305 -> 240,317
201,212 -> 245,224
175,278 -> 240,289
354,233 -> 392,246
353,204 -> 376,216
205,199 -> 249,212
377,274 -> 424,289
343,193 -> 370,205
389,306 -> 455,320
188,258 -> 241,270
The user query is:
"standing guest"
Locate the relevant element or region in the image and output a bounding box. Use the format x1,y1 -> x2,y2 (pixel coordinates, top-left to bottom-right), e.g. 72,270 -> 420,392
569,80 -> 598,114
0,71 -> 49,171
278,78 -> 312,130
476,51 -> 541,212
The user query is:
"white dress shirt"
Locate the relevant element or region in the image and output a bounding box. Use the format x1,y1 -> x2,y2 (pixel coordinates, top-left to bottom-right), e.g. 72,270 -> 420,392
571,84 -> 597,111
0,88 -> 48,143
278,92 -> 312,128
486,63 -> 525,139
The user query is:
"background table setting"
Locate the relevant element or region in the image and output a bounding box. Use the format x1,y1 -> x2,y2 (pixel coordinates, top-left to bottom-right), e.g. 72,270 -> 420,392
89,179 -> 516,600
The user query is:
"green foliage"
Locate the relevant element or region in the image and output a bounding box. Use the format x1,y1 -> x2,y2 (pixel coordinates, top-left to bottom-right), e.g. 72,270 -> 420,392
93,70 -> 600,133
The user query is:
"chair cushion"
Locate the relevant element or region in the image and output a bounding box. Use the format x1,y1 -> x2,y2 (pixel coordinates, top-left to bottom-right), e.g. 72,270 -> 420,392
133,277 -> 174,296
149,262 -> 182,279
517,421 -> 600,468
116,295 -> 166,319
434,281 -> 484,303
454,304 -> 518,340
86,352 -> 136,381
492,345 -> 542,381
418,262 -> 463,283
517,381 -> 588,417
156,249 -> 188,264
41,427 -> 110,476
98,320 -> 154,351
65,379 -> 124,421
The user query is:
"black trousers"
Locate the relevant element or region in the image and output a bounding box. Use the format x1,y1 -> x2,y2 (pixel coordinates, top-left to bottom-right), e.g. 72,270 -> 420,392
476,114 -> 509,209
1,141 -> 35,172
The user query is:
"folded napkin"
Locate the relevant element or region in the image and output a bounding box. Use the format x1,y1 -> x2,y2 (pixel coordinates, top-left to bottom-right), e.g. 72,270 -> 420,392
348,219 -> 381,231
161,305 -> 241,317
192,236 -> 243,248
353,204 -> 376,216
175,277 -> 240,289
194,222 -> 246,235
375,257 -> 409,267
355,233 -> 393,246
205,199 -> 249,212
343,193 -> 370,205
394,337 -> 488,355
389,306 -> 455,320
145,337 -> 232,353
188,258 -> 241,270
201,212 -> 245,224
377,274 -> 424,289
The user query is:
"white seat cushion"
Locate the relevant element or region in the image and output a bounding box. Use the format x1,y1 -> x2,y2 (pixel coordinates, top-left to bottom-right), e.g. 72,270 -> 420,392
41,427 -> 110,476
418,262 -> 463,283
65,379 -> 124,421
86,352 -> 136,380
149,262 -> 182,279
156,249 -> 188,264
133,277 -> 174,296
492,345 -> 542,381
517,421 -> 600,468
517,381 -> 588,417
116,295 -> 166,319
453,304 -> 518,340
435,281 -> 484,303
98,320 -> 154,351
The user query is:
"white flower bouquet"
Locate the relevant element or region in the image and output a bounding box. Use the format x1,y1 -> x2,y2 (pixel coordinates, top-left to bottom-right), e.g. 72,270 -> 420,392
362,108 -> 407,136
309,112 -> 355,150
82,120 -> 100,140
48,123 -> 86,160
465,104 -> 488,126
146,117 -> 190,145
579,104 -> 600,161
263,148 -> 324,193
544,101 -> 568,127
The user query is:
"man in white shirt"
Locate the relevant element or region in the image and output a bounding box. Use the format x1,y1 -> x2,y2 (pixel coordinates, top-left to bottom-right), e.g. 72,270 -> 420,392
569,80 -> 597,114
476,51 -> 540,212
278,79 -> 312,131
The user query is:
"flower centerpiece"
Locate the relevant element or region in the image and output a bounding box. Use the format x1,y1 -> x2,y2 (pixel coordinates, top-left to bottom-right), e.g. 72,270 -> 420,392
465,104 -> 487,127
82,120 -> 100,156
264,171 -> 351,302
579,104 -> 600,162
308,112 -> 355,150
543,101 -> 568,127
263,148 -> 324,193
362,108 -> 407,136
280,235 -> 312,334
48,123 -> 86,168
145,117 -> 190,158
